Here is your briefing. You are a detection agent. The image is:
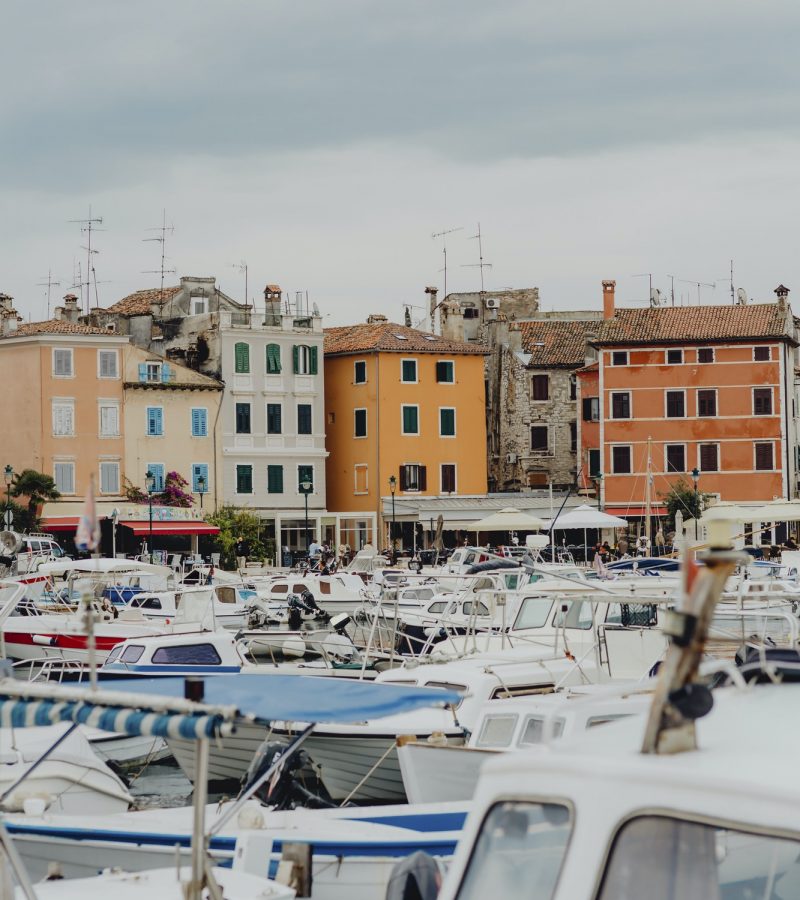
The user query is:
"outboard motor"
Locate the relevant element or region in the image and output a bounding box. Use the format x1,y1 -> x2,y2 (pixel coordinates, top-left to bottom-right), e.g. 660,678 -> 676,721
384,851 -> 442,900
243,741 -> 336,810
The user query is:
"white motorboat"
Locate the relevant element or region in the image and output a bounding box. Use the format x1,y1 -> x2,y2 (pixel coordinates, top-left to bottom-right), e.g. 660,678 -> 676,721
81,726 -> 171,771
0,724 -> 131,814
248,573 -> 370,615
125,583 -> 258,631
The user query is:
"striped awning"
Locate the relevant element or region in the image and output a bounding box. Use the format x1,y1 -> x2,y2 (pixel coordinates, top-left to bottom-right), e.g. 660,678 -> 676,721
0,698 -> 230,740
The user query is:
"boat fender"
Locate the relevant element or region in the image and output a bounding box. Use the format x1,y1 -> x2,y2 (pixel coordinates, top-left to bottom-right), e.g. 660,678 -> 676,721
31,635 -> 57,646
282,637 -> 306,659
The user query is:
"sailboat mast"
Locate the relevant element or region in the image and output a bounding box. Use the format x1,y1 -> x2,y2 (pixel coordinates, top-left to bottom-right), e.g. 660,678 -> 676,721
645,436 -> 653,548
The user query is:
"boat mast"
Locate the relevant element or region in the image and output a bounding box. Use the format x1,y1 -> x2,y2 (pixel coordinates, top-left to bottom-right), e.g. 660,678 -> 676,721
645,436 -> 653,549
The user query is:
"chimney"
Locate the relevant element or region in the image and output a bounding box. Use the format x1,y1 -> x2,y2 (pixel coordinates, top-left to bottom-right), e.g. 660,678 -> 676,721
584,333 -> 598,366
424,286 -> 438,334
366,313 -> 387,324
775,284 -> 790,313
507,322 -> 522,353
602,280 -> 616,319
61,293 -> 80,323
441,298 -> 465,343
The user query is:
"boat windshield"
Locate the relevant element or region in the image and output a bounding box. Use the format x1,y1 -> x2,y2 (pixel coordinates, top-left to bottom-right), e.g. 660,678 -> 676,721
456,801 -> 571,900
597,815 -> 800,899
513,596 -> 553,630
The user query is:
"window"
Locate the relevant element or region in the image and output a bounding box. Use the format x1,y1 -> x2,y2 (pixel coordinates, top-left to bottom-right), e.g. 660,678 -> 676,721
267,465 -> 283,494
266,403 -> 282,434
755,442 -> 774,471
192,463 -> 209,493
354,464 -> 368,494
697,389 -> 716,417
293,344 -> 318,375
354,360 -> 367,384
754,345 -> 770,361
191,295 -> 208,315
532,374 -> 549,401
665,444 -> 685,473
569,421 -> 577,453
665,390 -> 685,418
441,463 -> 456,493
119,645 -> 145,664
753,387 -> 773,415
235,403 -> 251,434
54,462 -> 74,494
400,464 -> 426,491
99,403 -> 120,437
436,361 -> 454,383
152,643 -> 222,665
440,408 -> 456,437
97,350 -> 118,378
234,342 -> 250,373
456,801 -> 571,900
666,348 -> 683,364
463,306 -> 479,319
611,392 -> 630,419
191,408 -> 208,437
697,347 -> 714,363
699,443 -> 719,472
146,406 -> 163,436
531,425 -> 549,452
611,351 -> 628,366
588,448 -> 601,478
474,715 -> 518,749
354,408 -> 367,438
146,463 -> 165,491
298,465 -> 314,493
401,359 -> 417,383
265,343 -> 281,374
569,373 -> 577,401
582,397 -> 599,422
402,405 -> 419,435
52,401 -> 74,436
612,445 -> 632,474
52,348 -> 73,377
139,360 -> 170,383
596,815 -> 800,900
297,403 -> 312,435
99,461 -> 120,494
236,464 -> 253,494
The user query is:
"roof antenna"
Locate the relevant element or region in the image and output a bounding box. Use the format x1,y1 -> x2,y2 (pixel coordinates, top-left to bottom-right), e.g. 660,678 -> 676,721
432,226 -> 463,305
68,205 -> 104,312
143,209 -> 176,316
461,222 -> 493,297
632,273 -> 654,303
36,270 -> 61,319
666,274 -> 676,307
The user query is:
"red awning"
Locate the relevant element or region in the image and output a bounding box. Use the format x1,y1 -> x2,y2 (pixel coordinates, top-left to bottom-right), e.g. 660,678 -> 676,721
120,521 -> 220,536
40,517 -> 81,532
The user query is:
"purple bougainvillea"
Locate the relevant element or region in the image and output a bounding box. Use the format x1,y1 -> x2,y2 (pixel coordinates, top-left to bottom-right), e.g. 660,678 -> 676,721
123,472 -> 195,507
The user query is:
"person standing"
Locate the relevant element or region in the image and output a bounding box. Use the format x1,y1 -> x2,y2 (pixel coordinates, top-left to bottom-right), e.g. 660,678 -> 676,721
235,536 -> 248,572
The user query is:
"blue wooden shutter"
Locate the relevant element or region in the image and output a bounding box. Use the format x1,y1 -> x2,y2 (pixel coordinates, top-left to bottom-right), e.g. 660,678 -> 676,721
192,464 -> 209,492
148,464 -> 165,491
161,363 -> 172,383
138,363 -> 148,383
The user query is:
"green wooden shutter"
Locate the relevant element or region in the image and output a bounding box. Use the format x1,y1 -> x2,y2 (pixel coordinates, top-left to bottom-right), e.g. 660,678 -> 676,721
309,346 -> 318,375
235,343 -> 250,373
292,345 -> 299,374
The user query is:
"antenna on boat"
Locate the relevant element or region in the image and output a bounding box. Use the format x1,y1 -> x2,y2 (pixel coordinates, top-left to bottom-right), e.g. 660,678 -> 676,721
143,209 -> 176,315
68,206 -> 104,312
36,270 -> 61,319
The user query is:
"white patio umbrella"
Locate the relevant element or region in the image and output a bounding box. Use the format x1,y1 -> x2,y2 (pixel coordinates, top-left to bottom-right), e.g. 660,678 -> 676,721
544,504 -> 628,563
465,507 -> 546,533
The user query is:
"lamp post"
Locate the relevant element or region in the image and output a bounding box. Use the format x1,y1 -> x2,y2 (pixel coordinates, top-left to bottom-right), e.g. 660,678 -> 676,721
145,470 -> 155,564
594,473 -> 603,511
3,465 -> 12,530
691,467 -> 700,518
197,474 -> 206,510
388,475 -> 397,563
299,479 -> 312,558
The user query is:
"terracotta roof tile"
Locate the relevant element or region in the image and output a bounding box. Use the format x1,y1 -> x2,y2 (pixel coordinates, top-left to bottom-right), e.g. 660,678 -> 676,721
324,322 -> 486,355
106,286 -> 181,316
519,321 -> 596,368
595,303 -> 793,346
2,319 -> 113,337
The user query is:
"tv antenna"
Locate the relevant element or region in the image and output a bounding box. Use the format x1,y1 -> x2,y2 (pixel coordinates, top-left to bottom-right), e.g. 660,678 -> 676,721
432,226 -> 463,302
36,270 -> 61,319
231,261 -> 248,307
665,274 -> 677,307
461,222 -> 492,293
632,273 -> 654,302
677,277 -> 715,304
143,209 -> 176,310
69,206 -> 104,312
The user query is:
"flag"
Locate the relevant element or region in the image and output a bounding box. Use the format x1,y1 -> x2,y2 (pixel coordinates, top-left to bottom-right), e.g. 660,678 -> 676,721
75,473 -> 100,553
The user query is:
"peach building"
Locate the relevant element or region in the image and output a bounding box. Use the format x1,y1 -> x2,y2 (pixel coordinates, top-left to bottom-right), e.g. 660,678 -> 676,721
578,282 -> 799,530
324,319 -> 488,551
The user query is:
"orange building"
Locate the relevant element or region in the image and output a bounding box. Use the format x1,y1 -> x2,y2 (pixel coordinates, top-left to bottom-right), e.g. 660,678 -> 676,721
324,320 -> 488,550
578,282 -> 799,525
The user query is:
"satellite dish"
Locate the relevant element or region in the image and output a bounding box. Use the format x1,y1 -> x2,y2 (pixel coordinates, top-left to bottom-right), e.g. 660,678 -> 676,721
736,288 -> 748,305
650,288 -> 664,307
0,531 -> 21,556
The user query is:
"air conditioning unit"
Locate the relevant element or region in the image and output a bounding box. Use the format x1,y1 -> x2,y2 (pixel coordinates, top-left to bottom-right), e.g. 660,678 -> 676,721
485,298 -> 500,309
506,453 -> 518,464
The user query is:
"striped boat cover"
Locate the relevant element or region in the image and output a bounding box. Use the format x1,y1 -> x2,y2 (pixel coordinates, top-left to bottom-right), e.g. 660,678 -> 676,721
0,698 -> 230,740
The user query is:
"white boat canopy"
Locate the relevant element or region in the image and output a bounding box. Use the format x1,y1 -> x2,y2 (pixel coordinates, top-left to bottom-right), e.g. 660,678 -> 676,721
543,504 -> 628,530
36,558 -> 172,578
465,507 -> 546,532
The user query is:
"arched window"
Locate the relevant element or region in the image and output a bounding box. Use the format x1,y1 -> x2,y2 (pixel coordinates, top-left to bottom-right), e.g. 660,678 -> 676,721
293,344 -> 318,375
234,342 -> 250,373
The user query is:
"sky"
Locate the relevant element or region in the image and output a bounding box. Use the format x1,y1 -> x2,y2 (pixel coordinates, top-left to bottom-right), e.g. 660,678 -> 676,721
3,0 -> 800,326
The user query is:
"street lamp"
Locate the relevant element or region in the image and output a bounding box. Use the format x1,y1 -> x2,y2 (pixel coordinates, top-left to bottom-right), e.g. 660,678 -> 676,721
299,479 -> 313,557
3,465 -> 13,529
145,470 -> 155,564
594,472 -> 603,511
691,467 -> 700,518
197,474 -> 206,510
388,475 -> 397,563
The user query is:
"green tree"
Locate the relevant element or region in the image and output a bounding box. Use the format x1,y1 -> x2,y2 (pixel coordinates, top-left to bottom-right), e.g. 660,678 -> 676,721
11,469 -> 60,521
206,505 -> 267,569
660,477 -> 710,535
1,500 -> 38,533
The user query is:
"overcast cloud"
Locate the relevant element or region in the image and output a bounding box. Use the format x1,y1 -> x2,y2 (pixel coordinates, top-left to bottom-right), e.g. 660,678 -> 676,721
2,0 -> 800,324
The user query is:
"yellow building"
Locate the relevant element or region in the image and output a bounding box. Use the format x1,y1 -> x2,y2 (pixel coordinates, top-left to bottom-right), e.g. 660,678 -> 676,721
123,346 -> 224,511
324,320 -> 488,551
